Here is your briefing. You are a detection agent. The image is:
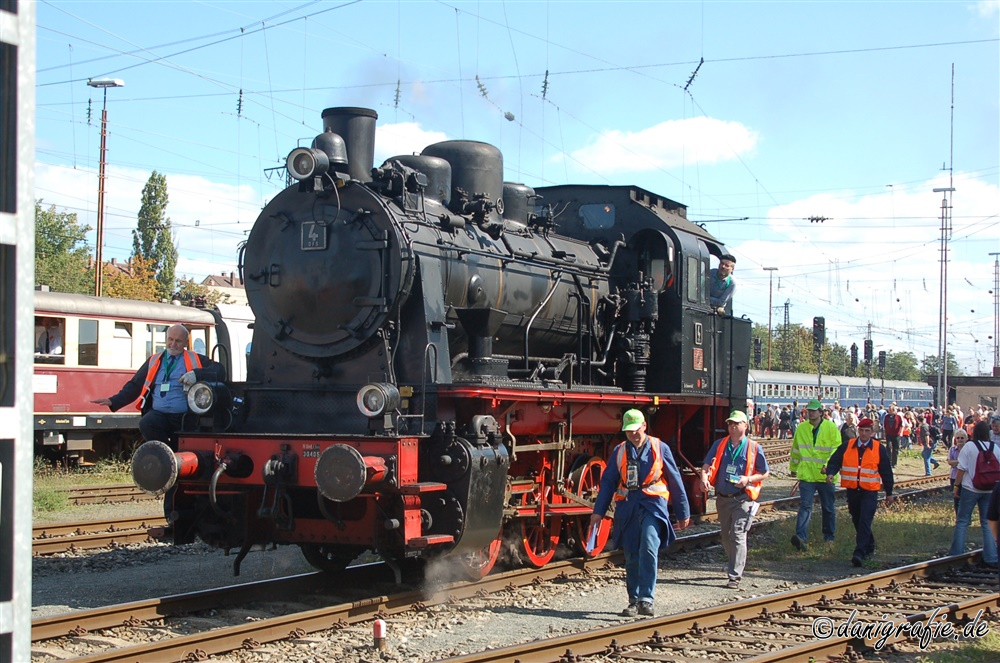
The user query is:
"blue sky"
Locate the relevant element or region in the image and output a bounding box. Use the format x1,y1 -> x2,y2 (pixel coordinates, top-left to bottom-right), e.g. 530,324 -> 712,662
34,1 -> 1000,374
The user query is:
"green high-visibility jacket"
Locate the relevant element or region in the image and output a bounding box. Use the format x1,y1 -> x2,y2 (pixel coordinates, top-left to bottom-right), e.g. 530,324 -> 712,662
790,418 -> 841,482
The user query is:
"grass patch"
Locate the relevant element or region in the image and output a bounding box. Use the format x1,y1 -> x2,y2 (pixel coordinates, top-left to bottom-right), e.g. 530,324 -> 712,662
33,456 -> 132,489
755,496 -> 964,568
915,629 -> 1000,661
33,456 -> 133,520
32,486 -> 69,514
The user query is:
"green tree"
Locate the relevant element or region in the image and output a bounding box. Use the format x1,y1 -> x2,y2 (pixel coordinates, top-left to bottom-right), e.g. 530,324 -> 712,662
825,343 -> 852,377
919,353 -> 964,383
884,351 -> 920,382
103,255 -> 160,302
34,201 -> 93,293
132,171 -> 177,300
173,277 -> 233,308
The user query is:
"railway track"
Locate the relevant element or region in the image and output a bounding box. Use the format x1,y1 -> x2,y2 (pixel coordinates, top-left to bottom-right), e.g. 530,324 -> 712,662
31,480 -> 954,662
56,484 -> 154,506
32,516 -> 167,555
31,475 -> 945,555
437,554 -> 999,662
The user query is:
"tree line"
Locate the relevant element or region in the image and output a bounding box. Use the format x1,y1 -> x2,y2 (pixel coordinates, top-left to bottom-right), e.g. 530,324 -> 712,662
750,323 -> 963,383
35,171 -> 229,306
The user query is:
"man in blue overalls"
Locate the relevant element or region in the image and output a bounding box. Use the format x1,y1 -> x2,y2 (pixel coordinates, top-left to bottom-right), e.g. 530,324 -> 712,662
589,409 -> 690,617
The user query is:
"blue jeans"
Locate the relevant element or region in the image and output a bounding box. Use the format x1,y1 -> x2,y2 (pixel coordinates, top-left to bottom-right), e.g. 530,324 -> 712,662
795,481 -> 836,542
922,443 -> 939,475
950,488 -> 998,563
622,507 -> 662,605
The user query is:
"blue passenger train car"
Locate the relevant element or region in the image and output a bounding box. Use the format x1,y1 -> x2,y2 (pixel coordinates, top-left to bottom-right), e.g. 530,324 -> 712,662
748,370 -> 934,409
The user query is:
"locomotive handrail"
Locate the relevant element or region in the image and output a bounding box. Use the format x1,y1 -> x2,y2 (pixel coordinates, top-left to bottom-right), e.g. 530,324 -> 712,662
524,270 -> 563,370
395,342 -> 438,435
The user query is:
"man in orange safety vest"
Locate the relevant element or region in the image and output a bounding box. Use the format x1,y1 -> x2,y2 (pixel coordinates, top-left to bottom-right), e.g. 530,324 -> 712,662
91,324 -> 223,450
700,410 -> 769,589
589,409 -> 690,618
825,417 -> 895,567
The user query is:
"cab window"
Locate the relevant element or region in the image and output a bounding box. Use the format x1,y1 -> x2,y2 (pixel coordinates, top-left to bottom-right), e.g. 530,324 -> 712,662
78,318 -> 98,366
579,203 -> 615,229
686,256 -> 705,303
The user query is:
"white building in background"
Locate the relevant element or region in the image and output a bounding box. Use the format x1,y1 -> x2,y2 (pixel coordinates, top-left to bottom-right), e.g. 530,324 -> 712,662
202,272 -> 247,305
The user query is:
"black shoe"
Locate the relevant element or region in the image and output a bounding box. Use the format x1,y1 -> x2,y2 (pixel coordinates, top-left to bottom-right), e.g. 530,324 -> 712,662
981,560 -> 998,570
621,603 -> 638,617
726,579 -> 740,589
791,535 -> 807,551
638,602 -> 654,616
851,555 -> 863,567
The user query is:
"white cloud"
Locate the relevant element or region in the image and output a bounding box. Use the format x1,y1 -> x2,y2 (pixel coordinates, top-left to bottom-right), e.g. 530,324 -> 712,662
34,119 -> 452,284
726,172 -> 1000,374
374,122 -> 449,165
973,0 -> 999,18
567,116 -> 759,174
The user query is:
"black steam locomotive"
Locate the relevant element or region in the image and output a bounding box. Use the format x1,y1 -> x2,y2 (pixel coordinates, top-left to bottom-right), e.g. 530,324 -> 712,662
133,107 -> 750,579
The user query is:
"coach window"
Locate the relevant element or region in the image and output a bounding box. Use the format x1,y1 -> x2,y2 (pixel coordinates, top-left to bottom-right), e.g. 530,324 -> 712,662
147,324 -> 168,356
190,327 -> 209,355
34,315 -> 66,364
78,318 -> 98,366
109,323 -> 133,369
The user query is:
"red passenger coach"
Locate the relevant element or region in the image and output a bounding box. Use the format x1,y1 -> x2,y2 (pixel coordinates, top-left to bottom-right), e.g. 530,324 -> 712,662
33,290 -> 235,464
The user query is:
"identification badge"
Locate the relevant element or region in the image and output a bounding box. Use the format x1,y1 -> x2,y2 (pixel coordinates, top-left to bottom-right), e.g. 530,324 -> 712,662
160,383 -> 170,393
626,460 -> 639,491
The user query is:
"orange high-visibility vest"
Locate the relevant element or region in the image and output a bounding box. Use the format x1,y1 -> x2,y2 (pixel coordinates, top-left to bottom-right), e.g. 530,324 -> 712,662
840,439 -> 882,491
137,350 -> 203,411
613,436 -> 670,501
706,436 -> 761,500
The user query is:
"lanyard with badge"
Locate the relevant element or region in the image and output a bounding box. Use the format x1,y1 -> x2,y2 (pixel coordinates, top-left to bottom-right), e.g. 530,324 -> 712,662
626,445 -> 641,491
725,436 -> 746,485
159,354 -> 178,393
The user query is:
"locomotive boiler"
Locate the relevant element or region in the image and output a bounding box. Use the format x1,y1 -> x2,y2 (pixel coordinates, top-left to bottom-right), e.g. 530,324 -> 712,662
132,107 -> 751,579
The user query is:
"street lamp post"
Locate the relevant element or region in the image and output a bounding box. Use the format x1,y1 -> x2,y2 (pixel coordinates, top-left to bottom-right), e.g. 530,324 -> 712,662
763,267 -> 778,370
87,78 -> 125,297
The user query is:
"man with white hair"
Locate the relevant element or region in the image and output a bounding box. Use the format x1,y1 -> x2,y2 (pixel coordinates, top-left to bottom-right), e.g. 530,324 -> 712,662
92,324 -> 223,450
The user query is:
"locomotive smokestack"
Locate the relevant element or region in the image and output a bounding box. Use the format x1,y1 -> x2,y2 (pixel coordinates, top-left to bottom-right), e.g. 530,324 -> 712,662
321,107 -> 378,183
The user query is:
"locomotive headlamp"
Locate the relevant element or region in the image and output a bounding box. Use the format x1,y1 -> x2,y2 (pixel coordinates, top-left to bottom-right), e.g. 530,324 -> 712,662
356,382 -> 401,418
186,381 -> 232,415
286,147 -> 330,181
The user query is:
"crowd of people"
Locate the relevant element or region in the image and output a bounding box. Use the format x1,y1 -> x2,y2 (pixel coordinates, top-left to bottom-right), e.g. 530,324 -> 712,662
749,401 -> 998,475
